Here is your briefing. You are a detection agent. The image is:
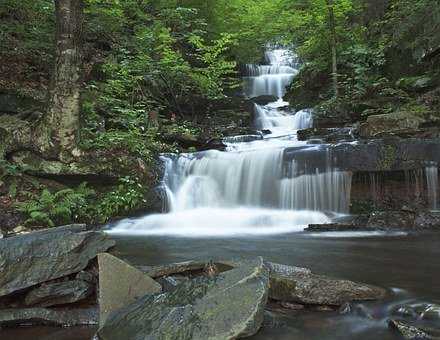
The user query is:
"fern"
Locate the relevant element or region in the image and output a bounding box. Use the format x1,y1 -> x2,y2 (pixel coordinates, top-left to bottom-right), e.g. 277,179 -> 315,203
17,183 -> 96,227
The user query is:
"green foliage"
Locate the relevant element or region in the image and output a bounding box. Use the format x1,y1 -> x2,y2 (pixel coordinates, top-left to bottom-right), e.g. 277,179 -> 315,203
96,176 -> 145,223
0,0 -> 54,71
16,177 -> 148,227
17,183 -> 95,227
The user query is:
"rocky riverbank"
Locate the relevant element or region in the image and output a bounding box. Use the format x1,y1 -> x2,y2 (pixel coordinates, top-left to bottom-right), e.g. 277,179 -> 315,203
2,224 -> 440,339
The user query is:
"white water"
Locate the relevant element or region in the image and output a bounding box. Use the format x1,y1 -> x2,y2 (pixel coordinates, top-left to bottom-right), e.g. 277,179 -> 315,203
426,165 -> 439,210
109,47 -> 352,237
243,49 -> 298,98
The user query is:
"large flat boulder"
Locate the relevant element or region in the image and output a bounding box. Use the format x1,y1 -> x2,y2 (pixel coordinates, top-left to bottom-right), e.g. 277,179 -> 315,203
283,138 -> 440,172
0,226 -> 115,297
266,262 -> 386,306
360,111 -> 425,138
0,307 -> 98,327
24,280 -> 94,307
97,257 -> 269,340
98,253 -> 161,326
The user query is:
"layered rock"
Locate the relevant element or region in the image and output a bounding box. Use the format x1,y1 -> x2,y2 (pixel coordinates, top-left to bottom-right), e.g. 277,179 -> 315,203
0,225 -> 114,327
97,257 -> 269,340
266,262 -> 386,306
0,225 -> 114,297
98,253 -> 161,326
24,280 -> 94,307
0,307 -> 98,327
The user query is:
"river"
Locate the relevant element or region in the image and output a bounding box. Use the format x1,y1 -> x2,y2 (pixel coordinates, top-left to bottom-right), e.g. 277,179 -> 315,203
4,48 -> 440,340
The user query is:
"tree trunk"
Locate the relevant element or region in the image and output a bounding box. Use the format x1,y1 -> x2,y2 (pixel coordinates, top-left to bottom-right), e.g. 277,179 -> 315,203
36,0 -> 84,159
326,0 -> 339,98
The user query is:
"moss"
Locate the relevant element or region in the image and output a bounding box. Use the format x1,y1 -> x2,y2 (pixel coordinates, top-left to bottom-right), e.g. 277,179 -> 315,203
350,199 -> 376,215
378,144 -> 397,170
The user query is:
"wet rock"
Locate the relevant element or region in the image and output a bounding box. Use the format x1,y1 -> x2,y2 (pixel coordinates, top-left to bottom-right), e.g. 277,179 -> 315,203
98,253 -> 162,326
339,302 -> 352,314
0,307 -> 98,327
313,305 -> 335,312
97,257 -> 269,340
421,304 -> 440,321
75,270 -> 96,284
262,310 -> 287,329
392,302 -> 440,322
388,319 -> 440,339
268,264 -> 386,305
365,211 -> 440,231
297,127 -> 355,143
284,138 -> 440,173
250,95 -> 278,105
156,276 -> 188,292
360,111 -> 426,138
305,223 -> 364,232
161,133 -> 226,151
0,226 -> 115,297
367,211 -> 415,230
414,212 -> 440,230
280,302 -> 305,310
265,261 -> 312,276
24,280 -> 93,307
140,260 -> 233,278
223,134 -> 263,143
397,76 -> 436,92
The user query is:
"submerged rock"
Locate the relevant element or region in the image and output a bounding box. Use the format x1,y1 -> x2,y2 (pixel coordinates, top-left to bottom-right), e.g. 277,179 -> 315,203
388,319 -> 440,340
0,225 -> 115,298
24,280 -> 93,307
250,95 -> 278,105
0,307 -> 98,327
392,302 -> 440,322
98,253 -> 161,326
97,257 -> 269,340
267,262 -> 386,305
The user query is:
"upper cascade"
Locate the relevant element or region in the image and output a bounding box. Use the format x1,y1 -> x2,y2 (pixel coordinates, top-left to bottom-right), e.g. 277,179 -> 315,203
243,48 -> 298,98
109,47 -> 352,238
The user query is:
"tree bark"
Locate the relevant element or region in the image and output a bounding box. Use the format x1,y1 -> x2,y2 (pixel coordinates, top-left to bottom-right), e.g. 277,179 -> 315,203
326,0 -> 339,98
36,0 -> 84,159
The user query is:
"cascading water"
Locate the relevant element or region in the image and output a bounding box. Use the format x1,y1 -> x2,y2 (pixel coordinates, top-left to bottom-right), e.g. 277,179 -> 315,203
426,165 -> 439,210
109,47 -> 352,237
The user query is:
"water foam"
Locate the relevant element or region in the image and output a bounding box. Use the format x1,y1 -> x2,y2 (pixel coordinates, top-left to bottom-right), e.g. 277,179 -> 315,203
108,207 -> 330,237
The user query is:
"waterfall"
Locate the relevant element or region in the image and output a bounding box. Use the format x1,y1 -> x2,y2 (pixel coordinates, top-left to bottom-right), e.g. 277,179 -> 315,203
254,103 -> 313,132
280,170 -> 352,213
243,49 -> 298,99
426,165 -> 439,210
109,47 -> 352,237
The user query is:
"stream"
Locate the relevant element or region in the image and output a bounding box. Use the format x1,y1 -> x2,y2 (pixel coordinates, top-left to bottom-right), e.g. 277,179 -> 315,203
4,48 -> 440,339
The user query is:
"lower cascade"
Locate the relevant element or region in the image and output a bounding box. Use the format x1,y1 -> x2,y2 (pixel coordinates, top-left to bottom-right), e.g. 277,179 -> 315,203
109,47 -> 353,237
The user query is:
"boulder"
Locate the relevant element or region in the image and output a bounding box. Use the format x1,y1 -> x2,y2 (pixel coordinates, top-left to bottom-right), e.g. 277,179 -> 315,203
267,263 -> 386,306
367,211 -> 415,230
97,257 -> 269,340
250,95 -> 278,105
0,307 -> 98,327
396,76 -> 436,92
284,138 -> 440,173
388,319 -> 440,340
297,127 -> 355,143
360,111 -> 425,138
140,260 -> 233,278
0,226 -> 115,297
98,253 -> 161,326
24,280 -> 94,307
305,223 -> 364,232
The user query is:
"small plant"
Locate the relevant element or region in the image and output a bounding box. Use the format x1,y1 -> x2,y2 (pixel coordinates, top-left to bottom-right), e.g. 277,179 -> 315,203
17,183 -> 96,227
96,176 -> 146,223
